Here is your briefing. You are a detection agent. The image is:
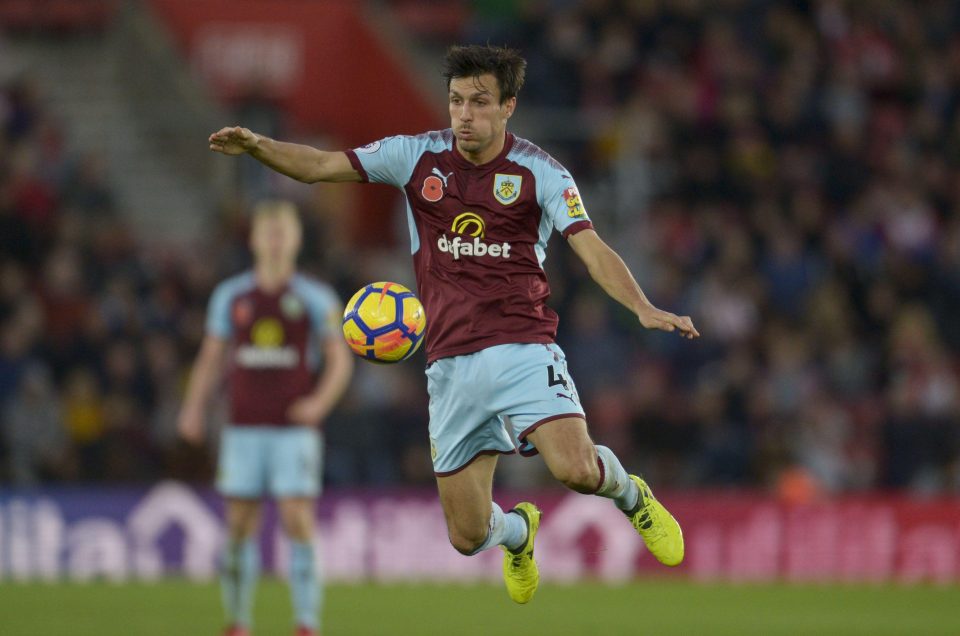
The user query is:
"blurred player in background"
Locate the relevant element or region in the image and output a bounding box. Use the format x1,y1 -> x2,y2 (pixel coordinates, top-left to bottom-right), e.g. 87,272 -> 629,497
178,200 -> 354,636
207,45 -> 698,605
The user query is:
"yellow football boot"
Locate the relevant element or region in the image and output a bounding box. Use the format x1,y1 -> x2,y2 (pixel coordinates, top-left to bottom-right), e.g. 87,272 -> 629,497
502,502 -> 541,604
626,475 -> 684,566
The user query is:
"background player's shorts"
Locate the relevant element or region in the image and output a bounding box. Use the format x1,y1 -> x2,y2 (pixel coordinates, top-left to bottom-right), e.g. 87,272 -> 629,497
217,425 -> 323,498
426,342 -> 585,476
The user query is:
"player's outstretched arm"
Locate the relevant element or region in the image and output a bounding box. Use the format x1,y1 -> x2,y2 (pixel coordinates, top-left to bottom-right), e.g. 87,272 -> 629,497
177,335 -> 228,444
568,229 -> 699,339
208,126 -> 362,184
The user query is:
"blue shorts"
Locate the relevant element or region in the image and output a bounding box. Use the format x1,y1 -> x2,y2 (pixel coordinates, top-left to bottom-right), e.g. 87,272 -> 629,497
426,343 -> 585,476
217,425 -> 323,498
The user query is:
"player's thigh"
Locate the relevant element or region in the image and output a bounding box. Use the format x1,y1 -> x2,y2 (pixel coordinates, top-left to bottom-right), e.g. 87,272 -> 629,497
435,452 -> 498,543
525,416 -> 599,489
277,497 -> 316,543
224,497 -> 263,541
217,426 -> 269,498
426,355 -> 514,476
492,343 -> 586,455
267,427 -> 323,499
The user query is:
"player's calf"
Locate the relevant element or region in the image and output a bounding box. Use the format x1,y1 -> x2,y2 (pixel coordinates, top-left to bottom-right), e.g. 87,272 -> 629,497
551,458 -> 602,493
447,523 -> 490,555
446,502 -> 528,556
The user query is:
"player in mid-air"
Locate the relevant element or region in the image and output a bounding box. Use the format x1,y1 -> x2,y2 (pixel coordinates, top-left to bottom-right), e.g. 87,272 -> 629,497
207,45 -> 699,604
178,201 -> 354,636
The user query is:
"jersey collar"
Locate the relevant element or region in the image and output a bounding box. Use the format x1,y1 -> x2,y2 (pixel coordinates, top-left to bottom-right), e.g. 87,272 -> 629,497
450,131 -> 514,170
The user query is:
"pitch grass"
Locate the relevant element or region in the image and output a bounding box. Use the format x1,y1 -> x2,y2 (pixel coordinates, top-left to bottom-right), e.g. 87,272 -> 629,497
0,579 -> 956,635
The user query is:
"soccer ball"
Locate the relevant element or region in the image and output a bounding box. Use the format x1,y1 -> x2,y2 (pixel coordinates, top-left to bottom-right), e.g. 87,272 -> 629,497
342,281 -> 426,363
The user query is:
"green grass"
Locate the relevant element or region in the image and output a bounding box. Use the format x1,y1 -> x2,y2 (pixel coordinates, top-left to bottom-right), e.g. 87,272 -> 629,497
0,579 -> 956,635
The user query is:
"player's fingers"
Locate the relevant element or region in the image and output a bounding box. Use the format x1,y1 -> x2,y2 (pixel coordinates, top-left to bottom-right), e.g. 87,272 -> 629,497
677,316 -> 700,338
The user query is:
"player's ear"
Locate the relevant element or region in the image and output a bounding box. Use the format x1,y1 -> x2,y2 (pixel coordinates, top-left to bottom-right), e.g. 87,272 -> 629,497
503,96 -> 517,120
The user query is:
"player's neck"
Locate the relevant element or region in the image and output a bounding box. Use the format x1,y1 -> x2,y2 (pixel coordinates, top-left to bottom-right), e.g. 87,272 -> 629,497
457,131 -> 507,165
255,262 -> 294,293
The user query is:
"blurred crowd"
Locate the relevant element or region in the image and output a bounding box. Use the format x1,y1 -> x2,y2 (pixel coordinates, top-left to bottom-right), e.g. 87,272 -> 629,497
468,0 -> 960,496
3,0 -> 960,496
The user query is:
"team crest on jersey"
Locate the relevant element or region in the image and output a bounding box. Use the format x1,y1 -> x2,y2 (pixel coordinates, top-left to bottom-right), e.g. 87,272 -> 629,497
280,293 -> 304,320
563,186 -> 585,218
493,174 -> 522,206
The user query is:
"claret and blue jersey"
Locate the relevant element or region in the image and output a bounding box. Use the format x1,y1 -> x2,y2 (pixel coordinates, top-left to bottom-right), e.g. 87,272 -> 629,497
206,272 -> 341,427
346,130 -> 593,363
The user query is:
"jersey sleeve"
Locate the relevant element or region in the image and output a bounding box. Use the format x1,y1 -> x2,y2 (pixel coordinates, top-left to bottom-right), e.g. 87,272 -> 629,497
345,135 -> 426,188
538,166 -> 594,238
301,283 -> 342,339
205,281 -> 234,339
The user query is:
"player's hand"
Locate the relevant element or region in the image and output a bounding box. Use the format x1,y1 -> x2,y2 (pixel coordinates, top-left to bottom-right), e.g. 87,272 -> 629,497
637,306 -> 700,339
177,409 -> 206,445
287,396 -> 328,428
209,126 -> 259,155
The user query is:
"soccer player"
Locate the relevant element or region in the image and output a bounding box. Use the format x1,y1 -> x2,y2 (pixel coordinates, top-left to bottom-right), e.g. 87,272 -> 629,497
178,201 -> 354,636
207,45 -> 699,604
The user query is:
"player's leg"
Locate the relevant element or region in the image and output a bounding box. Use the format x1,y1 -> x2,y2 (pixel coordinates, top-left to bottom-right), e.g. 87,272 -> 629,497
427,353 -> 527,556
526,417 -> 684,566
436,453 -> 526,554
436,453 -> 540,604
221,498 -> 263,634
525,417 -> 637,506
504,343 -> 684,566
277,497 -> 320,635
269,427 -> 323,634
427,351 -> 539,602
217,426 -> 269,634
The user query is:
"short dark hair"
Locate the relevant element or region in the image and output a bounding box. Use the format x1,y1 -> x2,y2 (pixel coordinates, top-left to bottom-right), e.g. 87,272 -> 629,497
442,45 -> 526,103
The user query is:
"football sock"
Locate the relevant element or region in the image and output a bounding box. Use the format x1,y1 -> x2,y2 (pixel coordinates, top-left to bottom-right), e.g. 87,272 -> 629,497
471,502 -> 528,554
289,540 -> 321,629
594,445 -> 640,511
221,539 -> 259,627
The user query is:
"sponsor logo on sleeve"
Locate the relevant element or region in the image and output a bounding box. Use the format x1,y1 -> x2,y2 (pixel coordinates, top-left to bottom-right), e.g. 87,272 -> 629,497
354,140 -> 381,154
563,186 -> 585,218
493,173 -> 522,205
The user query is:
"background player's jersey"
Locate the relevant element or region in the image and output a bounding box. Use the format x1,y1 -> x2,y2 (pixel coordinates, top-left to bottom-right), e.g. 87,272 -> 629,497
206,271 -> 340,426
346,130 -> 593,362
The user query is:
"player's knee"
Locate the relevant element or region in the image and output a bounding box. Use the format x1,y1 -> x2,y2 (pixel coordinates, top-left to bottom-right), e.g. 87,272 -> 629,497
554,459 -> 601,494
226,519 -> 258,543
448,526 -> 488,556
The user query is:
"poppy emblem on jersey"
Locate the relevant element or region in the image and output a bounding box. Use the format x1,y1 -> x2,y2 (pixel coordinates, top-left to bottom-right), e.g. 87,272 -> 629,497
251,317 -> 285,348
451,212 -> 485,238
563,186 -> 585,218
493,173 -> 522,205
233,299 -> 253,327
422,175 -> 445,202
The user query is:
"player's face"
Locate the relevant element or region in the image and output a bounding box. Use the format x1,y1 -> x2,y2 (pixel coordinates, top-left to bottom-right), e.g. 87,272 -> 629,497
250,213 -> 301,266
449,74 -> 516,161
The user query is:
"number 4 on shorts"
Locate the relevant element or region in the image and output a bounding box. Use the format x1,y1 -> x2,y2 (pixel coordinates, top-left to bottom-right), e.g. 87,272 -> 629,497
547,365 -> 568,390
